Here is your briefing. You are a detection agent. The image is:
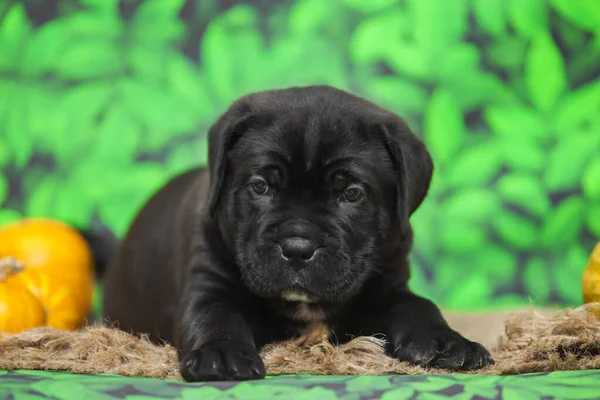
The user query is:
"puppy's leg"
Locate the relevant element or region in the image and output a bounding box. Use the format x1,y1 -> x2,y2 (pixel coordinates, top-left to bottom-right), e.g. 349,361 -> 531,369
176,283 -> 266,382
350,291 -> 494,371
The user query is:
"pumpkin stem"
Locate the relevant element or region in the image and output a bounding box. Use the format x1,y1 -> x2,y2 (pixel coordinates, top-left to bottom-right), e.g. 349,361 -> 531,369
0,257 -> 26,282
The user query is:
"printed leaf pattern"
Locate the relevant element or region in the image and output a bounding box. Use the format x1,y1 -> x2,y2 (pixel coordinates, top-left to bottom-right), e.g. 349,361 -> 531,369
0,0 -> 599,310
2,370 -> 600,400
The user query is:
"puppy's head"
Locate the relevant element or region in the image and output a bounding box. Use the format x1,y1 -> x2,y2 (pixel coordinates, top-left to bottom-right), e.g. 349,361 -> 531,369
207,86 -> 432,303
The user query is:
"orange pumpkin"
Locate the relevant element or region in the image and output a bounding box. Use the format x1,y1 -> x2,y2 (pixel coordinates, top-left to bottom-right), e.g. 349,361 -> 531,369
583,242 -> 600,318
0,258 -> 46,335
0,218 -> 95,325
15,266 -> 83,330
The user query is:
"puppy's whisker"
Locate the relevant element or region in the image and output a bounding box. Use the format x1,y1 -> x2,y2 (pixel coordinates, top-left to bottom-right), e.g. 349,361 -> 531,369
240,261 -> 266,293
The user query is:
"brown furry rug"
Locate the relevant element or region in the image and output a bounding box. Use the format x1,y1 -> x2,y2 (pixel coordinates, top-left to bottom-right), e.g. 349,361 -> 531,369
1,304 -> 599,380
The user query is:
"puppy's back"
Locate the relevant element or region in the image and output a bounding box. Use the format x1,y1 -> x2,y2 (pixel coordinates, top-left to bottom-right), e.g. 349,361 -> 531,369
102,167 -> 208,343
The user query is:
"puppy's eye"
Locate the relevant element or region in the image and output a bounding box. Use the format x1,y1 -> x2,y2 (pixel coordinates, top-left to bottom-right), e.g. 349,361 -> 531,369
251,180 -> 269,195
343,187 -> 363,202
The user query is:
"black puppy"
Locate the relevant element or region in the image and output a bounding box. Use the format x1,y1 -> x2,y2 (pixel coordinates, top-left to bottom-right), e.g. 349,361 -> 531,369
102,86 -> 493,382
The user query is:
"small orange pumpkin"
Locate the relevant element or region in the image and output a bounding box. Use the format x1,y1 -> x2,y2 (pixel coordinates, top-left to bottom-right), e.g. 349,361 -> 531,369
0,258 -> 46,335
0,218 -> 95,325
15,265 -> 83,330
583,242 -> 600,317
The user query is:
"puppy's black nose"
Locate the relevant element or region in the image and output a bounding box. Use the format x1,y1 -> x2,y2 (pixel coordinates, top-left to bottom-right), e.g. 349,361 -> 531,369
279,237 -> 316,263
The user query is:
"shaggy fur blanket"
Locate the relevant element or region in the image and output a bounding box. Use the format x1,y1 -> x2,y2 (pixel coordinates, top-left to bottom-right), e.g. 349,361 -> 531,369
0,305 -> 599,380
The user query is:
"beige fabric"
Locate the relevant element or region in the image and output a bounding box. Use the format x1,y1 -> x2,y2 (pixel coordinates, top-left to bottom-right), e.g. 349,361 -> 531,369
443,306 -> 560,349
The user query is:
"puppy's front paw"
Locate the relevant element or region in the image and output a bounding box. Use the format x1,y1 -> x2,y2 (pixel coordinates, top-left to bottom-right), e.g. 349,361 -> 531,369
392,327 -> 494,371
180,340 -> 266,382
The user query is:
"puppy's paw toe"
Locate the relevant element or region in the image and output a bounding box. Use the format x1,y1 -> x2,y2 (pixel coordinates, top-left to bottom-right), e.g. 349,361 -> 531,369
392,327 -> 494,371
180,340 -> 266,382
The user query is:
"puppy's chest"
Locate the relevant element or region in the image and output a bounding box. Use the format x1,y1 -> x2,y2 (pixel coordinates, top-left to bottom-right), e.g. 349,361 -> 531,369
281,301 -> 331,345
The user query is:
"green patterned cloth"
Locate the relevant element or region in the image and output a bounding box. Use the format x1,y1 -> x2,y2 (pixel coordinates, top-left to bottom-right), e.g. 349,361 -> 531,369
1,370 -> 600,399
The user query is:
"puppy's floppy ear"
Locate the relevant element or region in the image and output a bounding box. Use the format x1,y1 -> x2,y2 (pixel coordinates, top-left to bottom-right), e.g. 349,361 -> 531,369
379,119 -> 433,238
207,110 -> 252,217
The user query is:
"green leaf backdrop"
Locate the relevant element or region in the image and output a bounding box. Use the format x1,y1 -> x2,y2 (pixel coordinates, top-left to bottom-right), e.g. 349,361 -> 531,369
0,0 -> 599,311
